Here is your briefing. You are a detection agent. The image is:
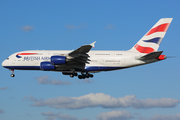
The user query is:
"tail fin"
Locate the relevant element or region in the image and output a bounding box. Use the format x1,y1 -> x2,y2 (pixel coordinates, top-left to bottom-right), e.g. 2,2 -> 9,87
129,18 -> 173,53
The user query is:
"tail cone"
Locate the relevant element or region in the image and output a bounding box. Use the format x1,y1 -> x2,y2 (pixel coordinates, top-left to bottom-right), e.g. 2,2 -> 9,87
158,55 -> 166,60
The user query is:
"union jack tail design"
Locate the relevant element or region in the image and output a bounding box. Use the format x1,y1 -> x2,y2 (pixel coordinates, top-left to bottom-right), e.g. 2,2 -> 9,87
130,18 -> 173,53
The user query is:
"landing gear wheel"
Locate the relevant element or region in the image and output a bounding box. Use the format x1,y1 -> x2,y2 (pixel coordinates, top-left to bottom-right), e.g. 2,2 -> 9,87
78,75 -> 82,79
85,74 -> 89,78
89,74 -> 93,78
11,74 -> 15,77
81,74 -> 86,79
70,74 -> 74,78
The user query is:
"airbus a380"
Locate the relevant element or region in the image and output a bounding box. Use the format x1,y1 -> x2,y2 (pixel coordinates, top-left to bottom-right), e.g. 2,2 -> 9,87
2,18 -> 173,79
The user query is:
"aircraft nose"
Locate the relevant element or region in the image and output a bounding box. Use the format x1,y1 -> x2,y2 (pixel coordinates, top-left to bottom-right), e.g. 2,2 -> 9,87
2,60 -> 8,67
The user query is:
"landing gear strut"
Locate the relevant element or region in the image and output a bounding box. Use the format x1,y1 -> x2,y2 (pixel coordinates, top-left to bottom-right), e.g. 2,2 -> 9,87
10,69 -> 15,77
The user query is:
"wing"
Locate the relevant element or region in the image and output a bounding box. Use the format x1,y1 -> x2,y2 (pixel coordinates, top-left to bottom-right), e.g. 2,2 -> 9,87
68,41 -> 96,58
62,41 -> 96,71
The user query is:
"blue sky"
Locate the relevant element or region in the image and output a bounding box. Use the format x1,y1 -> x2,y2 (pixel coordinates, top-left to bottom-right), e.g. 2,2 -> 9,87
1,1 -> 180,120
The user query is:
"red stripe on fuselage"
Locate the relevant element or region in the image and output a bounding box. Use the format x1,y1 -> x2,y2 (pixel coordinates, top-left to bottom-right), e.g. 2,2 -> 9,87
146,23 -> 170,36
134,44 -> 155,53
17,53 -> 38,55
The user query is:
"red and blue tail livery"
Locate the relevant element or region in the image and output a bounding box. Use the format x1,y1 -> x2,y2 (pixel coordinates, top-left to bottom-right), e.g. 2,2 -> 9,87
146,23 -> 170,36
2,18 -> 173,79
130,18 -> 173,53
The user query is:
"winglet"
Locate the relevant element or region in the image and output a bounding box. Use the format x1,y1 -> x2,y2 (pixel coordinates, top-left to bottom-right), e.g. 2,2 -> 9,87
90,41 -> 96,48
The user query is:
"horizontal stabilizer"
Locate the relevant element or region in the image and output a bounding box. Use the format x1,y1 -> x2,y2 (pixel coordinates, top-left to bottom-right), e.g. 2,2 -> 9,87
139,51 -> 163,60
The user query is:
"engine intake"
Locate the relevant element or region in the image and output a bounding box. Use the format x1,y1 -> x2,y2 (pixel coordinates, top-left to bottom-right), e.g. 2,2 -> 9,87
51,56 -> 66,65
40,62 -> 55,71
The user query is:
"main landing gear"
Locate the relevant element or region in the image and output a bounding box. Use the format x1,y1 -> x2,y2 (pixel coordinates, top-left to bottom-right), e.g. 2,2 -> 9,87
69,72 -> 93,79
78,73 -> 93,79
10,69 -> 15,77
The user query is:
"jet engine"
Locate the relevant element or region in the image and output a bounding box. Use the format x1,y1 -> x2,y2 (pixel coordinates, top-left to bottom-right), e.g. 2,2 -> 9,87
51,56 -> 66,65
40,62 -> 55,70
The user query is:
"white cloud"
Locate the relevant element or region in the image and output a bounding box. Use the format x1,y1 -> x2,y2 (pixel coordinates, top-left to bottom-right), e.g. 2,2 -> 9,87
149,113 -> 180,120
65,23 -> 88,30
65,25 -> 78,30
0,109 -> 4,114
34,75 -> 71,85
96,112 -> 180,120
97,110 -> 135,120
0,87 -> 9,90
9,97 -> 15,99
22,95 -> 39,102
136,115 -> 147,120
104,24 -> 114,29
76,79 -> 94,84
42,111 -> 78,120
82,79 -> 94,83
26,113 -> 32,117
26,93 -> 179,109
82,119 -> 89,120
20,25 -> 34,32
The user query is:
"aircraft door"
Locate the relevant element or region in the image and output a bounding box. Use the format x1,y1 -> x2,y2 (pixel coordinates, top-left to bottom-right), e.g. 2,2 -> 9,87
121,59 -> 126,65
99,59 -> 104,65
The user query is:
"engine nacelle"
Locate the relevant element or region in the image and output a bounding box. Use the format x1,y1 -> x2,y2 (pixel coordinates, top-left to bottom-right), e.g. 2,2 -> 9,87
40,62 -> 55,71
51,56 -> 66,65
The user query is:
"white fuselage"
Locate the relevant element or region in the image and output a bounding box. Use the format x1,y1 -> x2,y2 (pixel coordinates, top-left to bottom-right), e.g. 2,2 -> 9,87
2,50 -> 157,73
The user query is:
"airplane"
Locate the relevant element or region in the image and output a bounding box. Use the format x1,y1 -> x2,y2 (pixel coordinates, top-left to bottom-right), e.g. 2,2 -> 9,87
2,18 -> 173,79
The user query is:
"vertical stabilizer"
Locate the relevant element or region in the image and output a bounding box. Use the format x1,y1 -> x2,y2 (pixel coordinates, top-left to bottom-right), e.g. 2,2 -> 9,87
129,18 -> 173,53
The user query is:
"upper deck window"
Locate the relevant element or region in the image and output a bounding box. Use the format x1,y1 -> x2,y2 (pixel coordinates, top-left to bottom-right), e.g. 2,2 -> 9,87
53,53 -> 66,56
95,54 -> 110,55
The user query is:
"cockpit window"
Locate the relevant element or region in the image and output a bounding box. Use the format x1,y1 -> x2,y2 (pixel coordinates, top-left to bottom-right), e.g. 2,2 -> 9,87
6,58 -> 9,60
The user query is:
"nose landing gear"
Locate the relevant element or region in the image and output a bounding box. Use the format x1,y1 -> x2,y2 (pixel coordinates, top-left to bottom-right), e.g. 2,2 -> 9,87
10,69 -> 15,77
